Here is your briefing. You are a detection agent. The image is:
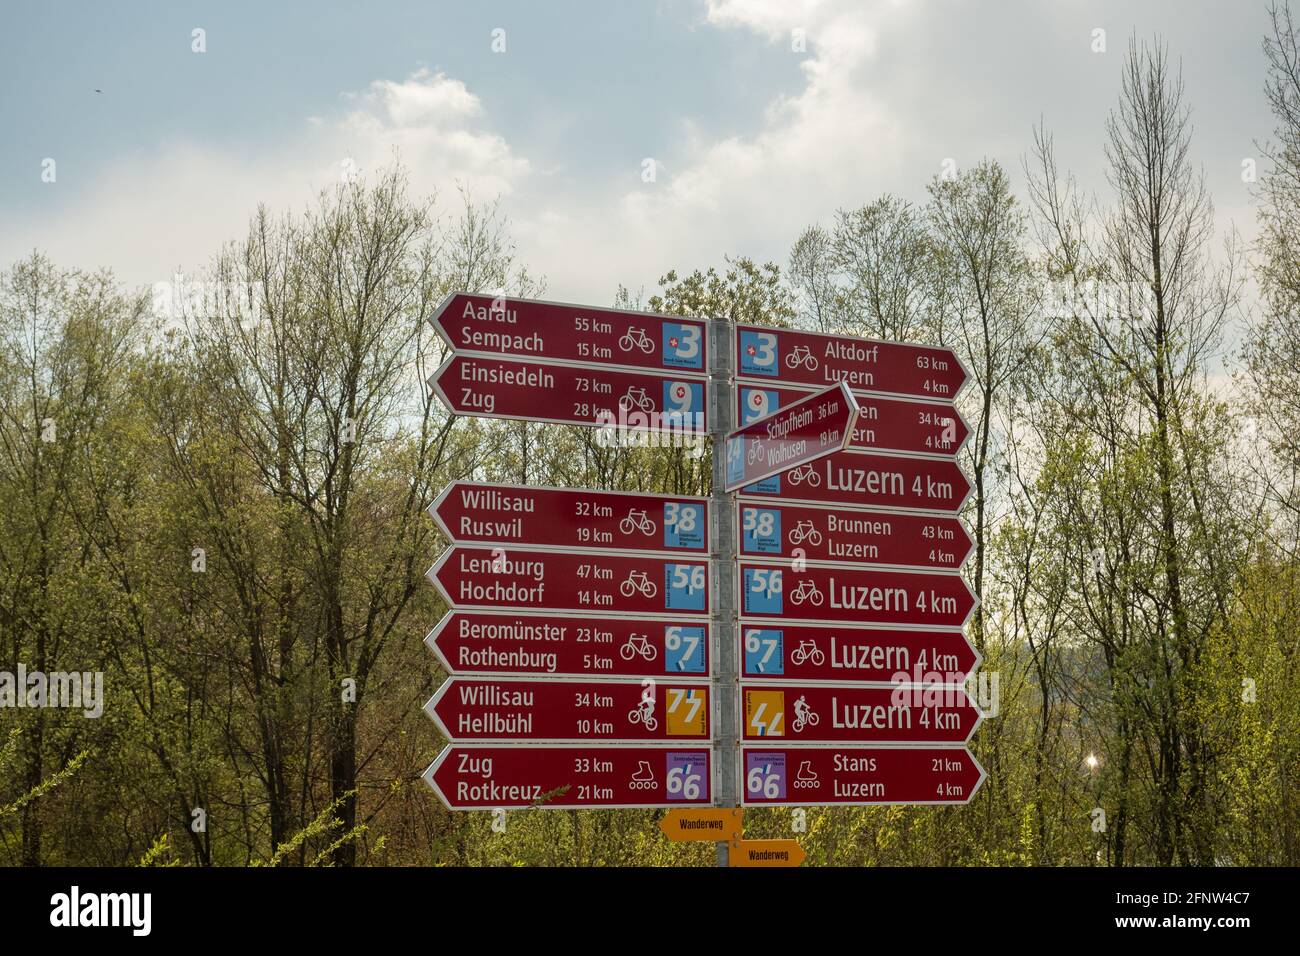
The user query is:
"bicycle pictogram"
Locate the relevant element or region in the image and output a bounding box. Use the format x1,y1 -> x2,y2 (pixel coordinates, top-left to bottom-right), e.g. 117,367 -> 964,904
620,570 -> 659,599
785,345 -> 819,371
619,327 -> 655,354
619,386 -> 655,413
788,463 -> 821,487
619,508 -> 656,536
790,640 -> 825,666
619,633 -> 658,662
788,519 -> 822,546
789,580 -> 823,607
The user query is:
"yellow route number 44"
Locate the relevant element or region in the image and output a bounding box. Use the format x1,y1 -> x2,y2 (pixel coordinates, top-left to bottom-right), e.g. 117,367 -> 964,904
745,689 -> 785,737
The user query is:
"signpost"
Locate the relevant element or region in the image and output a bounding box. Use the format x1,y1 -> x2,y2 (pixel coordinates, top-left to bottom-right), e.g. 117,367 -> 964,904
432,292 -> 708,374
432,482 -> 709,554
427,610 -> 710,678
738,683 -> 981,744
424,745 -> 712,809
735,324 -> 966,400
739,621 -> 979,684
723,382 -> 858,493
737,561 -> 976,628
737,450 -> 971,512
419,297 -> 983,868
431,353 -> 707,433
737,500 -> 972,570
427,677 -> 710,742
430,546 -> 710,616
741,746 -> 985,806
738,384 -> 969,458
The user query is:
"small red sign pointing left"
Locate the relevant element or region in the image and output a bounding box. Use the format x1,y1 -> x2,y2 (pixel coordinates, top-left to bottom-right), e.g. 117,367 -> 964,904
431,482 -> 709,554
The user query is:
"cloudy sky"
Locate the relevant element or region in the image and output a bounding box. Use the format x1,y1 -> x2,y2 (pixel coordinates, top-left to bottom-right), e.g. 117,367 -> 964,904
0,0 -> 1277,307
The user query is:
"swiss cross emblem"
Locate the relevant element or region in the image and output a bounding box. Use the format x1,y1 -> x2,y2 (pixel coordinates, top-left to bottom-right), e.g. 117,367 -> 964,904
746,344 -> 756,357
668,336 -> 679,349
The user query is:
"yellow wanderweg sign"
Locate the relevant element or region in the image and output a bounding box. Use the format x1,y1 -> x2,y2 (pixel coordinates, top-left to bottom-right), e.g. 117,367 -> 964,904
728,839 -> 806,867
659,808 -> 743,842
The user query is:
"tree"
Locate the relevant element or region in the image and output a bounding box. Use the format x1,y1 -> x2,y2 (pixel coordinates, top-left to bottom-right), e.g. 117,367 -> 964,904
0,253 -> 144,864
1026,36 -> 1244,864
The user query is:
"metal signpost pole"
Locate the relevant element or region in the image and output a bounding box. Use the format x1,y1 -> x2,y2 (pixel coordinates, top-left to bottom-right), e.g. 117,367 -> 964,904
709,318 -> 736,867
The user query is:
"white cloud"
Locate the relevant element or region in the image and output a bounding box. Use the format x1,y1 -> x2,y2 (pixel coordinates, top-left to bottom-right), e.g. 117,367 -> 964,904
351,67 -> 483,127
6,2 -> 936,308
2,0 -> 1270,328
3,68 -> 530,289
516,0 -> 915,303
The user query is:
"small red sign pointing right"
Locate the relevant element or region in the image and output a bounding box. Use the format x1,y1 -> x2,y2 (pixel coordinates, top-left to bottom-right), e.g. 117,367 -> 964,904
739,683 -> 981,744
736,500 -> 972,570
735,324 -> 966,400
738,450 -> 971,513
724,382 -> 858,492
741,746 -> 985,806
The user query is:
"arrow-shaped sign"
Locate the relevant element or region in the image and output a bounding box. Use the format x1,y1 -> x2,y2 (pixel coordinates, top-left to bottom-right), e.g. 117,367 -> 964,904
431,482 -> 709,554
724,382 -> 859,492
736,500 -> 972,571
728,838 -> 806,867
738,450 -> 971,513
423,745 -> 713,809
431,292 -> 708,374
739,683 -> 982,744
431,353 -> 707,433
426,677 -> 710,742
427,610 -> 711,678
659,808 -> 743,842
738,383 -> 970,458
741,746 -> 986,806
738,621 -> 979,684
737,561 -> 976,627
429,546 -> 710,616
735,324 -> 967,400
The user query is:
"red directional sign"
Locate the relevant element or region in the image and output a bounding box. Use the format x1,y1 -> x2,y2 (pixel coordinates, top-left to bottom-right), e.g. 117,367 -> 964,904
740,746 -> 985,806
427,678 -> 710,742
738,621 -> 978,684
737,501 -> 971,570
724,382 -> 858,492
432,482 -> 709,554
738,450 -> 970,513
424,745 -> 712,810
431,353 -> 707,432
736,324 -> 966,400
737,383 -> 968,458
427,610 -> 710,678
737,561 -> 975,627
430,546 -> 710,616
739,683 -> 981,744
431,292 -> 708,374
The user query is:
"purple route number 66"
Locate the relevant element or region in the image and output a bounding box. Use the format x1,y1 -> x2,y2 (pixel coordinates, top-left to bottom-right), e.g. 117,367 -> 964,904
745,751 -> 787,801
